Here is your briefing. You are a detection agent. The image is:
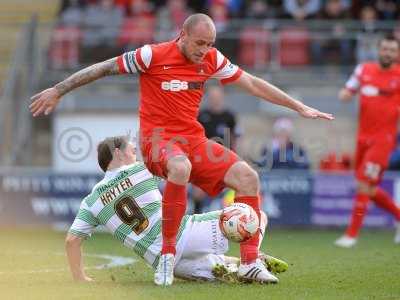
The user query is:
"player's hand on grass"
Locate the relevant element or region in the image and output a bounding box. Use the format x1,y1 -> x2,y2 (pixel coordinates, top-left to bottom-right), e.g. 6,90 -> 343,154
29,87 -> 61,117
82,275 -> 94,282
74,275 -> 94,282
298,105 -> 334,121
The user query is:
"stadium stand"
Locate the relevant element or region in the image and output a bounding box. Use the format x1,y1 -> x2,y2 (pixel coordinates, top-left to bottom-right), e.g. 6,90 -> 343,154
279,26 -> 311,66
238,26 -> 271,68
2,0 -> 400,167
0,0 -> 58,90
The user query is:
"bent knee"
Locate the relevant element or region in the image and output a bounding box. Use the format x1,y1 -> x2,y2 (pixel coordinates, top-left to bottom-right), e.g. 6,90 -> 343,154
167,156 -> 192,181
356,181 -> 376,196
65,233 -> 80,247
227,162 -> 260,195
239,167 -> 259,189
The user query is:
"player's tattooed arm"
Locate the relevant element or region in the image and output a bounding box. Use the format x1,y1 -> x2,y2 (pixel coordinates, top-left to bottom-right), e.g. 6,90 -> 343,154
55,57 -> 120,97
30,57 -> 121,116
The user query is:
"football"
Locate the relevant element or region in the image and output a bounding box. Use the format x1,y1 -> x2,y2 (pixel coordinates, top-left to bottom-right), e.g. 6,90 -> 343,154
219,203 -> 259,242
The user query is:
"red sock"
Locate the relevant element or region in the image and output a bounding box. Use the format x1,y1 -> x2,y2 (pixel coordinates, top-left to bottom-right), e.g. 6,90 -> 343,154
161,181 -> 187,255
346,193 -> 369,238
235,195 -> 260,264
372,188 -> 400,220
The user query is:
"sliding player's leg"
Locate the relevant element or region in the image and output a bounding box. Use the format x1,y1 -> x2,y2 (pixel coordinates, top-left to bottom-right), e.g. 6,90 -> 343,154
175,209 -> 287,283
175,254 -> 242,283
175,210 -> 231,282
174,210 -> 240,283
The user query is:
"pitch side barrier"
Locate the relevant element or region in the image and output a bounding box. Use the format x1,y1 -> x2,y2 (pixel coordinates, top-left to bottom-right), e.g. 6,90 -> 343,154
0,168 -> 399,229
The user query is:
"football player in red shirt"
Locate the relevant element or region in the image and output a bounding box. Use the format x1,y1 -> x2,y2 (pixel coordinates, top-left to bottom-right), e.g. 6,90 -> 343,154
335,35 -> 400,248
30,14 -> 333,285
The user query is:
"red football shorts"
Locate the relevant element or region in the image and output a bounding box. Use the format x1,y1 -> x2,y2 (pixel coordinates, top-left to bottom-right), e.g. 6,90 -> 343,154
140,134 -> 239,197
355,135 -> 395,184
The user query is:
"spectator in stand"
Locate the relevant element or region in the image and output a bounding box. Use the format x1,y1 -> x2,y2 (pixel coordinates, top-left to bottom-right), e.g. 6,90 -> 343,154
207,1 -> 229,33
245,0 -> 284,19
128,0 -> 154,17
226,0 -> 245,18
156,0 -> 192,41
59,0 -> 86,14
283,0 -> 321,20
118,0 -> 155,49
193,85 -> 242,213
394,26 -> 400,51
311,0 -> 352,65
114,0 -> 133,15
375,0 -> 399,20
256,118 -> 310,170
50,0 -> 84,69
356,6 -> 381,63
198,85 -> 241,151
59,0 -> 85,26
82,0 -> 123,48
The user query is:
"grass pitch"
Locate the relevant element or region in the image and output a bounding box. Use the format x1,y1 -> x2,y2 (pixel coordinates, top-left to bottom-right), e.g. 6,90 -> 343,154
1,228 -> 399,300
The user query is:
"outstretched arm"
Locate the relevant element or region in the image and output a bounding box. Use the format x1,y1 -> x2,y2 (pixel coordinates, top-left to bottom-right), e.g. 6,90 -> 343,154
339,64 -> 361,102
231,71 -> 334,120
65,233 -> 93,282
30,57 -> 121,117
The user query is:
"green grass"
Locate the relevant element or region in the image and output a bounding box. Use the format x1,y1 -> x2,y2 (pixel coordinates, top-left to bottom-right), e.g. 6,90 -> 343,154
1,228 -> 399,300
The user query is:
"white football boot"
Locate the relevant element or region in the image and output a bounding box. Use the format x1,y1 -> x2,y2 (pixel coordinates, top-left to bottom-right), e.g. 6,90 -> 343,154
154,254 -> 175,286
334,235 -> 357,248
238,259 -> 279,283
394,222 -> 400,244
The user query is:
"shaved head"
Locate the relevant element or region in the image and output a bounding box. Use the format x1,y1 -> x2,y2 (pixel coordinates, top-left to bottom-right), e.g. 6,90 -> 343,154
177,14 -> 216,64
183,13 -> 216,35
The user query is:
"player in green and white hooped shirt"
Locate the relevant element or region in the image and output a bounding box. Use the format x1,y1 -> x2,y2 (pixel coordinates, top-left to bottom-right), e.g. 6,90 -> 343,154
65,136 -> 288,283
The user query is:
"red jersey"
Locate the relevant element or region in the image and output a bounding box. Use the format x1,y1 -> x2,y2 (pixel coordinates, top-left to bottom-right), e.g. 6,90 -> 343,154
346,62 -> 400,140
117,40 -> 242,137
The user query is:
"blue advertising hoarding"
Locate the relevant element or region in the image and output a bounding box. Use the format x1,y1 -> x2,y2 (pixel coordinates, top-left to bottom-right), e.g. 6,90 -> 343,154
260,172 -> 313,226
0,170 -> 399,228
311,173 -> 397,227
0,172 -> 101,226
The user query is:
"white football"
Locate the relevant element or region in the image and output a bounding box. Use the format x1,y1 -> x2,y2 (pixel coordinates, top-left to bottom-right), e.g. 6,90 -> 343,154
219,203 -> 259,242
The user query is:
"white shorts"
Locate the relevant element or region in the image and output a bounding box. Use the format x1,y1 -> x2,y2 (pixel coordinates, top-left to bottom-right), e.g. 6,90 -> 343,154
174,210 -> 268,281
175,210 -> 229,280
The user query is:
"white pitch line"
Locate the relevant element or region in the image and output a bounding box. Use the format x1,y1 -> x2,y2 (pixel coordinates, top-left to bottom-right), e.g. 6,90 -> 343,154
0,253 -> 136,275
85,253 -> 136,270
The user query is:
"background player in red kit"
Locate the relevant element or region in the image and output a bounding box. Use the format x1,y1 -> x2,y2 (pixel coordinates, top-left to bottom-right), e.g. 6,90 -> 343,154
335,35 -> 400,248
30,14 -> 333,285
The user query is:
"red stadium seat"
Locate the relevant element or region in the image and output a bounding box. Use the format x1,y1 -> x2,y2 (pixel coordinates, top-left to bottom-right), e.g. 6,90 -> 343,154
279,27 -> 310,66
48,25 -> 82,69
238,26 -> 270,68
117,15 -> 155,48
319,152 -> 353,171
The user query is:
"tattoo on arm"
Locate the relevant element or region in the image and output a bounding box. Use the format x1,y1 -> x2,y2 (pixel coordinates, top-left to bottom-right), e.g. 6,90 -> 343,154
54,57 -> 120,97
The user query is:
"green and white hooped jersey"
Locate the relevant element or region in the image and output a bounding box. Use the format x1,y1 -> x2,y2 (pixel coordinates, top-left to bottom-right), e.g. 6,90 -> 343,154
68,162 -> 190,268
